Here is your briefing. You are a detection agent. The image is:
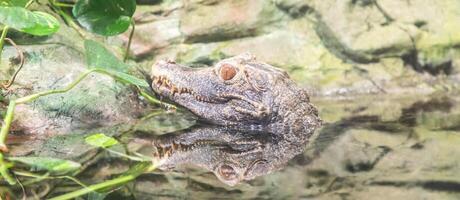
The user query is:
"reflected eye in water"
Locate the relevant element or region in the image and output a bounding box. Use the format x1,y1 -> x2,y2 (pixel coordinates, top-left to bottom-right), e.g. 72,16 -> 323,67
244,159 -> 269,179
220,64 -> 237,80
217,164 -> 238,181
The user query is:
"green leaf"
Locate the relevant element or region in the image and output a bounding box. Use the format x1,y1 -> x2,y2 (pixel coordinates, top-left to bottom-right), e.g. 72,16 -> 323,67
0,0 -> 29,7
73,0 -> 136,36
84,40 -> 128,72
9,157 -> 81,174
85,133 -> 119,148
0,7 -> 60,36
100,69 -> 149,87
84,40 -> 149,87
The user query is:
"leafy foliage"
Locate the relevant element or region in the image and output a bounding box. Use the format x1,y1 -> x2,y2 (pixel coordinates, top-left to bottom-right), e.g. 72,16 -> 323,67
0,6 -> 60,35
85,133 -> 119,148
8,156 -> 81,174
73,0 -> 136,36
0,1 -> 155,198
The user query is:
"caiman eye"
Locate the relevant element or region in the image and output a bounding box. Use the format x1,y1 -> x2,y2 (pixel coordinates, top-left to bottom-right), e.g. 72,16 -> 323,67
219,64 -> 237,81
217,164 -> 238,180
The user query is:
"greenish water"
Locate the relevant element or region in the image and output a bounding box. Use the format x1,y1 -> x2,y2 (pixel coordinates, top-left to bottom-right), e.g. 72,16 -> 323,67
23,93 -> 458,199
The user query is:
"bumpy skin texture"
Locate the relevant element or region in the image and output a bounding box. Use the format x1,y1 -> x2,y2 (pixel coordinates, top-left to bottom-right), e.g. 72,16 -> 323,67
150,53 -> 322,186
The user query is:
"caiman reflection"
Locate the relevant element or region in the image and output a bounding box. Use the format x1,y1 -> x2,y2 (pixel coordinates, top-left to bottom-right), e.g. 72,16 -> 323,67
152,125 -> 312,186
150,53 -> 322,186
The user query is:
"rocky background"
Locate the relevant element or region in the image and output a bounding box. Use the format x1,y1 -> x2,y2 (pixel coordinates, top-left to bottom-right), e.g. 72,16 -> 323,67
124,0 -> 460,96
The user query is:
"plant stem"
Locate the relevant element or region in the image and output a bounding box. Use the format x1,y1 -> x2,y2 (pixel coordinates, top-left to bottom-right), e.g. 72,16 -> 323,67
0,153 -> 15,185
139,110 -> 164,121
0,101 -> 12,184
25,0 -> 35,8
2,38 -> 25,89
48,163 -> 156,200
14,170 -> 88,188
124,20 -> 136,62
0,101 -> 15,152
106,149 -> 148,162
52,5 -> 86,39
51,0 -> 74,7
14,171 -> 49,186
139,90 -> 177,110
138,90 -> 163,106
0,26 -> 9,64
49,175 -> 134,200
16,69 -> 96,104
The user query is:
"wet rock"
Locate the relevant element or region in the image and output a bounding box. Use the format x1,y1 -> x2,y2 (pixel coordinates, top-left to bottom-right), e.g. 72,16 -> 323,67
272,0 -> 312,18
221,30 -> 326,72
308,0 -> 460,68
180,0 -> 283,43
378,0 -> 460,63
176,42 -> 223,65
2,43 -> 146,137
121,18 -> 182,58
305,0 -> 413,62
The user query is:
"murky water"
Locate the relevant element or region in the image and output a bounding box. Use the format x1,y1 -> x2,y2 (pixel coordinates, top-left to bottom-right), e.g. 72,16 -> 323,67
8,94 -> 460,199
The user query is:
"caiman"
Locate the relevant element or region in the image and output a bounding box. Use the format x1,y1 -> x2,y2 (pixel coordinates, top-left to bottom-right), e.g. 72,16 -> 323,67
150,53 -> 321,186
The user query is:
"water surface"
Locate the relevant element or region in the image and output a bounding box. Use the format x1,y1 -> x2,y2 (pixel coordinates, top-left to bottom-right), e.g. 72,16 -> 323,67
107,94 -> 460,199
10,94 -> 460,199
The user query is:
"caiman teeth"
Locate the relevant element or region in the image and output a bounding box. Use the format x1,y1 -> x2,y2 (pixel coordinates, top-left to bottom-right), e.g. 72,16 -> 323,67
152,140 -> 223,160
153,142 -> 180,159
171,86 -> 179,96
152,76 -> 225,103
180,88 -> 187,93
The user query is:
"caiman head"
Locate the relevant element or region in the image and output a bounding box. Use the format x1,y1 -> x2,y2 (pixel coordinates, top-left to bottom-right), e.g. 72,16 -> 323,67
151,53 -> 314,127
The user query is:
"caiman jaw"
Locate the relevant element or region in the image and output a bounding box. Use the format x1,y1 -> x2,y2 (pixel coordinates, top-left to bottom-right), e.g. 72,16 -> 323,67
152,75 -> 192,97
151,75 -> 225,103
152,139 -> 263,160
152,140 -> 221,160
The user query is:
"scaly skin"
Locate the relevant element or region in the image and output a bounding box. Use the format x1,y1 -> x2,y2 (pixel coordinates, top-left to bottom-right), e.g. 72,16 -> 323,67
150,53 -> 321,186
